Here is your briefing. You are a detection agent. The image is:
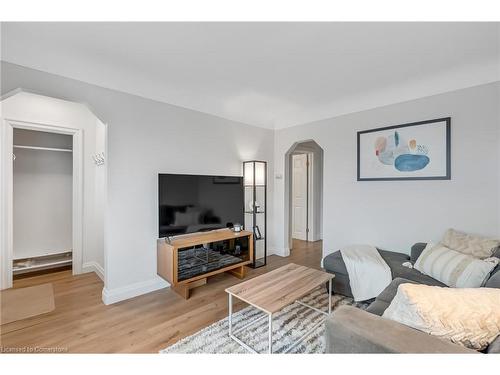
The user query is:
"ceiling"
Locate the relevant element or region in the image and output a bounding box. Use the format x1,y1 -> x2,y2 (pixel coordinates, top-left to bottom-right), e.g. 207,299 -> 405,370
1,22 -> 499,129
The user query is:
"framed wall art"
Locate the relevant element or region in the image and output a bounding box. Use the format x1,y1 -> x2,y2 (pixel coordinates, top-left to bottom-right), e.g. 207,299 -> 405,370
357,117 -> 451,181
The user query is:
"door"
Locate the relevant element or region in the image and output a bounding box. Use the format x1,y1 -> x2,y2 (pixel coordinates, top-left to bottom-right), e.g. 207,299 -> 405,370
292,153 -> 308,240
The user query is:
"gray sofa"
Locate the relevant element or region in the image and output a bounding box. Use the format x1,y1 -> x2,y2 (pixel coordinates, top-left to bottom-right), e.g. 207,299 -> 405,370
323,243 -> 500,353
323,243 -> 500,297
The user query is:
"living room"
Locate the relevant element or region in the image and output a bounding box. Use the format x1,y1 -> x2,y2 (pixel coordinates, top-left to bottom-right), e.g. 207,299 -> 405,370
1,1 -> 499,374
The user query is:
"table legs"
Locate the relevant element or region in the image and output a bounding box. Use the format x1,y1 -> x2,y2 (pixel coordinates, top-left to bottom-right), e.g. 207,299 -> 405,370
228,293 -> 232,336
328,278 -> 332,315
268,314 -> 273,354
227,283 -> 332,354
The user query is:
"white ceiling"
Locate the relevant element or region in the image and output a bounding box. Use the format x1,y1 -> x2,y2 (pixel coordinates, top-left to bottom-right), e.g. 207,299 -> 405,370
1,22 -> 499,129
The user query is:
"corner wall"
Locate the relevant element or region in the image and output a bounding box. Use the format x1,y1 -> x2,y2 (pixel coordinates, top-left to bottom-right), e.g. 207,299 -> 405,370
274,82 -> 500,258
0,62 -> 275,304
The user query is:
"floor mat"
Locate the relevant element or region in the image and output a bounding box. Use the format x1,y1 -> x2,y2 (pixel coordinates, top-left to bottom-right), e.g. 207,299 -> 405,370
1,283 -> 55,325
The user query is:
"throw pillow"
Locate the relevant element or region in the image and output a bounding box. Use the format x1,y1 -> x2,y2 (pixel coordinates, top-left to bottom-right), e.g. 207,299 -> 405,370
441,228 -> 500,259
382,283 -> 500,350
414,243 -> 498,288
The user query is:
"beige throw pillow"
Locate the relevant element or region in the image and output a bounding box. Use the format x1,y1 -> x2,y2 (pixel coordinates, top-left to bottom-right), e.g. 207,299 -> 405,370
382,283 -> 500,350
441,228 -> 500,259
414,243 -> 498,288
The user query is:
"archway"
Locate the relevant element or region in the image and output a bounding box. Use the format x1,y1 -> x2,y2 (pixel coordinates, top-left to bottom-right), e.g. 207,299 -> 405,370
284,140 -> 324,252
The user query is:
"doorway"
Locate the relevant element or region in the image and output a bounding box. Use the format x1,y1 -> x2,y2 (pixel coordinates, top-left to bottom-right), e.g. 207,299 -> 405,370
1,91 -> 107,291
285,140 -> 324,251
1,121 -> 83,288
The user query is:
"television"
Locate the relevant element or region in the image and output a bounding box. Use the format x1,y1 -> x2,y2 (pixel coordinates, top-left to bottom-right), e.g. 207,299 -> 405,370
158,173 -> 244,238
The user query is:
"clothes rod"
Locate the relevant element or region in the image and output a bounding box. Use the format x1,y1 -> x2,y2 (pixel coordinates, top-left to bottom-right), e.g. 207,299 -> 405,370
13,145 -> 72,153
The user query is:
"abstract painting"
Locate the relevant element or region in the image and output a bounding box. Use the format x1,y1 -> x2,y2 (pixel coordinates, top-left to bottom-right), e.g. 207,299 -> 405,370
357,118 -> 450,181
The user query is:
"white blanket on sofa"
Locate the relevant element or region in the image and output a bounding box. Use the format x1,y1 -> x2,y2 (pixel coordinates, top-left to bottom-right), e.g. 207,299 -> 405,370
340,245 -> 392,301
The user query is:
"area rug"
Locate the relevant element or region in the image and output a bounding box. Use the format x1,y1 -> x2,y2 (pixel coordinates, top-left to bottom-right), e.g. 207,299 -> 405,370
0,283 -> 55,325
161,288 -> 368,354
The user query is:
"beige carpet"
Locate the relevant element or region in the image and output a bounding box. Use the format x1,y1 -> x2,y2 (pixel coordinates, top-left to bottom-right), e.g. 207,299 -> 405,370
1,283 -> 55,325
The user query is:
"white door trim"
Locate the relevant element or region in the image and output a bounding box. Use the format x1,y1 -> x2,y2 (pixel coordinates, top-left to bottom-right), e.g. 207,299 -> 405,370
0,119 -> 84,289
307,153 -> 315,242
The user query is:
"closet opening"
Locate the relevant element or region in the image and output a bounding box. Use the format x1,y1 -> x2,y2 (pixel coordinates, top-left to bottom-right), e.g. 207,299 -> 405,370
1,91 -> 106,292
1,117 -> 84,290
12,128 -> 75,279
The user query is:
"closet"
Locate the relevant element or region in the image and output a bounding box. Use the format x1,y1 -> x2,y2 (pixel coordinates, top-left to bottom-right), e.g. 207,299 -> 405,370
12,129 -> 73,276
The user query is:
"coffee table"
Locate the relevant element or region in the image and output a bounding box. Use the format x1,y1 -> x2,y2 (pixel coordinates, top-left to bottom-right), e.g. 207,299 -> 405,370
225,263 -> 335,353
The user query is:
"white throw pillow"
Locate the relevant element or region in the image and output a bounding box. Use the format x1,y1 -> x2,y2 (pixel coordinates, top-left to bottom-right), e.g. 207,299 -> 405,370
441,228 -> 500,259
382,283 -> 500,350
414,243 -> 498,288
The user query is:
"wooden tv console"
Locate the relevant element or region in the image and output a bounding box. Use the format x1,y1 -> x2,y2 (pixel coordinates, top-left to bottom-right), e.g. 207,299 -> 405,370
157,229 -> 254,299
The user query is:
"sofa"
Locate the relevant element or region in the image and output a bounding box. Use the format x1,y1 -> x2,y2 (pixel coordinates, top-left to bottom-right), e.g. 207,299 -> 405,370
323,243 -> 500,353
323,243 -> 500,298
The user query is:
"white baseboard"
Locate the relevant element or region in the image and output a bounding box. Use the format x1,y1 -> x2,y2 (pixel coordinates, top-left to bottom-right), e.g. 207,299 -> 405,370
102,277 -> 170,305
82,261 -> 104,281
269,247 -> 290,257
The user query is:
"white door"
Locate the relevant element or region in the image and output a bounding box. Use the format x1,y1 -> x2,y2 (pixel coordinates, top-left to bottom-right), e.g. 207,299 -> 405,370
292,153 -> 308,240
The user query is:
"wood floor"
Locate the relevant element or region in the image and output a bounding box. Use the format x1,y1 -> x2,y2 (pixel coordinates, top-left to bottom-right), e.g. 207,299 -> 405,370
0,239 -> 322,353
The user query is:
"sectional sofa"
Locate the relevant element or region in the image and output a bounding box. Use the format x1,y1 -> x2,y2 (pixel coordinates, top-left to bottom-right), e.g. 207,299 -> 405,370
322,243 -> 500,353
323,243 -> 500,297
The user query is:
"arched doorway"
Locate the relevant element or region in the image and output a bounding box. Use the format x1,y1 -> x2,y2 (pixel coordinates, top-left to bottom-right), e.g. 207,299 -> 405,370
284,140 -> 324,252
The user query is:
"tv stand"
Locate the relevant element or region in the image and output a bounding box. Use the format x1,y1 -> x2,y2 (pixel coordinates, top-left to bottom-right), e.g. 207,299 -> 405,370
157,229 -> 254,299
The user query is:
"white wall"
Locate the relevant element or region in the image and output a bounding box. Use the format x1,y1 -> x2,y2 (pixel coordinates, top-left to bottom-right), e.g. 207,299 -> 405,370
87,120 -> 106,278
1,90 -> 106,280
3,61 -> 498,304
274,82 -> 500,258
0,62 -> 275,304
13,130 -> 73,259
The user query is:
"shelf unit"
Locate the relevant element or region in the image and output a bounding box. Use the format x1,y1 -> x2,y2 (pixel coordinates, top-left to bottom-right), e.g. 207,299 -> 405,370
157,229 -> 254,299
243,160 -> 267,268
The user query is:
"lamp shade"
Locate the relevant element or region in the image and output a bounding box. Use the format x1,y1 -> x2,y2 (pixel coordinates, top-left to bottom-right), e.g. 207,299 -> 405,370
244,162 -> 254,185
243,161 -> 266,186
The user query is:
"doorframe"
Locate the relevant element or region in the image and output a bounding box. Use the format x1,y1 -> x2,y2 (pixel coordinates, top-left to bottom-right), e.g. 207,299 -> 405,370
285,140 -> 324,253
306,152 -> 314,242
0,119 -> 83,290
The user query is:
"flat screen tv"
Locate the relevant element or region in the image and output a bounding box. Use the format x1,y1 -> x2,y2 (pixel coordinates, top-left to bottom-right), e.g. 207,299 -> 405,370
158,173 -> 244,238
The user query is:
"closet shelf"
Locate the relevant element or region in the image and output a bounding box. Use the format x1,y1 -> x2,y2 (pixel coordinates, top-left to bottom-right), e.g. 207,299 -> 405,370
13,259 -> 72,274
13,145 -> 72,153
13,251 -> 72,275
13,249 -> 72,261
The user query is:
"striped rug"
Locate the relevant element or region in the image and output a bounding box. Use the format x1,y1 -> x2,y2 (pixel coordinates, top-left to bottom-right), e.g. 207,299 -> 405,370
160,288 -> 367,354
